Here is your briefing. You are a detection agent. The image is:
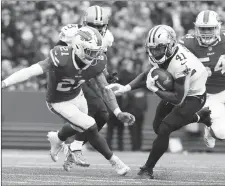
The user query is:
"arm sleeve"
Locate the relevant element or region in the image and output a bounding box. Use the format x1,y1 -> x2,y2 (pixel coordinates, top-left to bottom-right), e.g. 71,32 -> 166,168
3,63 -> 44,87
128,66 -> 150,90
91,72 -> 120,113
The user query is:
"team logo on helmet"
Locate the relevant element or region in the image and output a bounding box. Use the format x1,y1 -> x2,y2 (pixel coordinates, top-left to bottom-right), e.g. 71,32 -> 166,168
72,26 -> 103,66
146,25 -> 177,64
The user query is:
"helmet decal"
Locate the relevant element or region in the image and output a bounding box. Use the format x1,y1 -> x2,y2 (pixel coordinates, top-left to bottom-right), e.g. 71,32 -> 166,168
203,10 -> 210,24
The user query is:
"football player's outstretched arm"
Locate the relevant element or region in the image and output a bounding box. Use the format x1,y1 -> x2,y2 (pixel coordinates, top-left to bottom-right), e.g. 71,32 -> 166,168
128,70 -> 149,90
106,66 -> 151,95
2,58 -> 51,89
91,72 -> 135,125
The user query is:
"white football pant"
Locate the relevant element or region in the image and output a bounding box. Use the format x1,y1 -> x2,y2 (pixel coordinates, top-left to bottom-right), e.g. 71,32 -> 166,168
47,90 -> 96,132
204,90 -> 225,140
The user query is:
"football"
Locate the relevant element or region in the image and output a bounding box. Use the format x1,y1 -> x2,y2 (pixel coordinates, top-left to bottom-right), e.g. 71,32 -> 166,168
151,68 -> 174,91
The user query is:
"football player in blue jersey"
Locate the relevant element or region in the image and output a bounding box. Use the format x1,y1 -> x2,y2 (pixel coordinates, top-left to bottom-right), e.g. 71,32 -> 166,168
2,26 -> 135,176
56,5 -> 118,170
179,10 -> 225,148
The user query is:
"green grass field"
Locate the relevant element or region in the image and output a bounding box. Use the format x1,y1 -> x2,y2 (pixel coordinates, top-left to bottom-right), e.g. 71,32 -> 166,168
2,149 -> 225,185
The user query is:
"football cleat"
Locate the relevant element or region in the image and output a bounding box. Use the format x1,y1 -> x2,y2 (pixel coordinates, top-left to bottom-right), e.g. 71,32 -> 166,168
63,147 -> 90,171
204,126 -> 216,148
136,165 -> 154,179
197,107 -> 212,127
47,131 -> 64,162
109,155 -> 131,176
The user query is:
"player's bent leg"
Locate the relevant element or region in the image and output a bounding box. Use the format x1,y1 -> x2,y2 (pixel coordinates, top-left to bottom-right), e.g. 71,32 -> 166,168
69,101 -> 109,167
137,95 -> 207,179
85,124 -> 130,175
152,100 -> 174,134
62,112 -> 95,171
203,95 -> 225,148
137,122 -> 172,179
47,131 -> 65,162
47,94 -> 90,167
210,119 -> 225,141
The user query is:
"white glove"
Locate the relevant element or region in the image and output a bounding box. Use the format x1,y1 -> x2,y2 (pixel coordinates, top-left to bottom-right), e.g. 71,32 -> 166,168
146,67 -> 159,92
105,83 -> 131,96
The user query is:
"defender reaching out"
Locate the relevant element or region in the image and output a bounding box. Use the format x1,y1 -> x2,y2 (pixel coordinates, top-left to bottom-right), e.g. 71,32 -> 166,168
2,26 -> 135,176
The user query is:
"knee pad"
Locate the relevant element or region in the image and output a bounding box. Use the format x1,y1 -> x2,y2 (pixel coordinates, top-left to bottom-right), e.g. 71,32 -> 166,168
157,122 -> 173,136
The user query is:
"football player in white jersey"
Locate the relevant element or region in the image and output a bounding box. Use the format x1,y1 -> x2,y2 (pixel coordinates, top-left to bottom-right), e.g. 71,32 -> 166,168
2,26 -> 135,176
106,25 -> 212,179
179,10 -> 225,148
56,5 -> 117,170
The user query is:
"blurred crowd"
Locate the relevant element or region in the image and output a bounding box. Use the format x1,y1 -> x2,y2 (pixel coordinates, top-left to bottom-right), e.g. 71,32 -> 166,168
2,1 -> 225,91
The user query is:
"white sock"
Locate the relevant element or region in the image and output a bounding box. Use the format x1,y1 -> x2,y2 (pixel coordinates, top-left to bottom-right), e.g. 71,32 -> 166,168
70,140 -> 83,151
109,154 -> 118,164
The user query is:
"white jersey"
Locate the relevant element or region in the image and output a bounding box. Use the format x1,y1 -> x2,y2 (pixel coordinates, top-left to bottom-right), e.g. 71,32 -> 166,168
150,44 -> 208,96
59,24 -> 114,51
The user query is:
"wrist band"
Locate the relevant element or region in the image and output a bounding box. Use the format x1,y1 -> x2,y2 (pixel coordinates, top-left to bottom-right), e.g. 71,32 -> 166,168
151,86 -> 159,93
124,84 -> 131,92
113,107 -> 122,117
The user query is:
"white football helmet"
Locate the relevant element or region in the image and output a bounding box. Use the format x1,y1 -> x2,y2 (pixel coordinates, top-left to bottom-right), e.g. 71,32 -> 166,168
59,24 -> 79,45
83,5 -> 109,36
72,26 -> 103,65
194,10 -> 222,46
145,25 -> 177,64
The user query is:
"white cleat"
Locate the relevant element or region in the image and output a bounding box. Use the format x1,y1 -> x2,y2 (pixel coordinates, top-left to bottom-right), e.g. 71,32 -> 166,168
204,126 -> 216,148
110,155 -> 131,176
47,131 -> 64,162
63,146 -> 90,171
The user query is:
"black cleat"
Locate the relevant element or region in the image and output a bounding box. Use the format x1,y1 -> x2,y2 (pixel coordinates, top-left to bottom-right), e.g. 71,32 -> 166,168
197,107 -> 212,127
136,165 -> 154,179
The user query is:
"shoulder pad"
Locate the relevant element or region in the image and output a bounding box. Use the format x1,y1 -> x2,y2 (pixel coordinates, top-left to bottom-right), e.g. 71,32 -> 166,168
102,30 -> 114,50
49,46 -> 72,67
178,34 -> 196,51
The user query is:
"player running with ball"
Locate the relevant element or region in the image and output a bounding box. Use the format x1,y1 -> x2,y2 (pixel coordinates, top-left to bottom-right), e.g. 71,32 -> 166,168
107,25 -> 212,179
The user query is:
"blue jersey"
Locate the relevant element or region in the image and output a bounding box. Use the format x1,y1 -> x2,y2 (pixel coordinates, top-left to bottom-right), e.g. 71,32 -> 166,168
46,45 -> 107,103
179,32 -> 225,94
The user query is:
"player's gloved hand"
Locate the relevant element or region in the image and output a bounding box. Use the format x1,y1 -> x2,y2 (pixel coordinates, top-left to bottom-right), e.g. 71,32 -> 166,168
107,72 -> 119,84
117,112 -> 135,126
2,81 -> 6,89
105,83 -> 131,96
146,67 -> 159,92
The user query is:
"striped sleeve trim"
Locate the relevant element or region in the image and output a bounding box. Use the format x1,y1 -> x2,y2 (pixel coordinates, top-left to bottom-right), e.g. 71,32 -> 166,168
50,49 -> 59,67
